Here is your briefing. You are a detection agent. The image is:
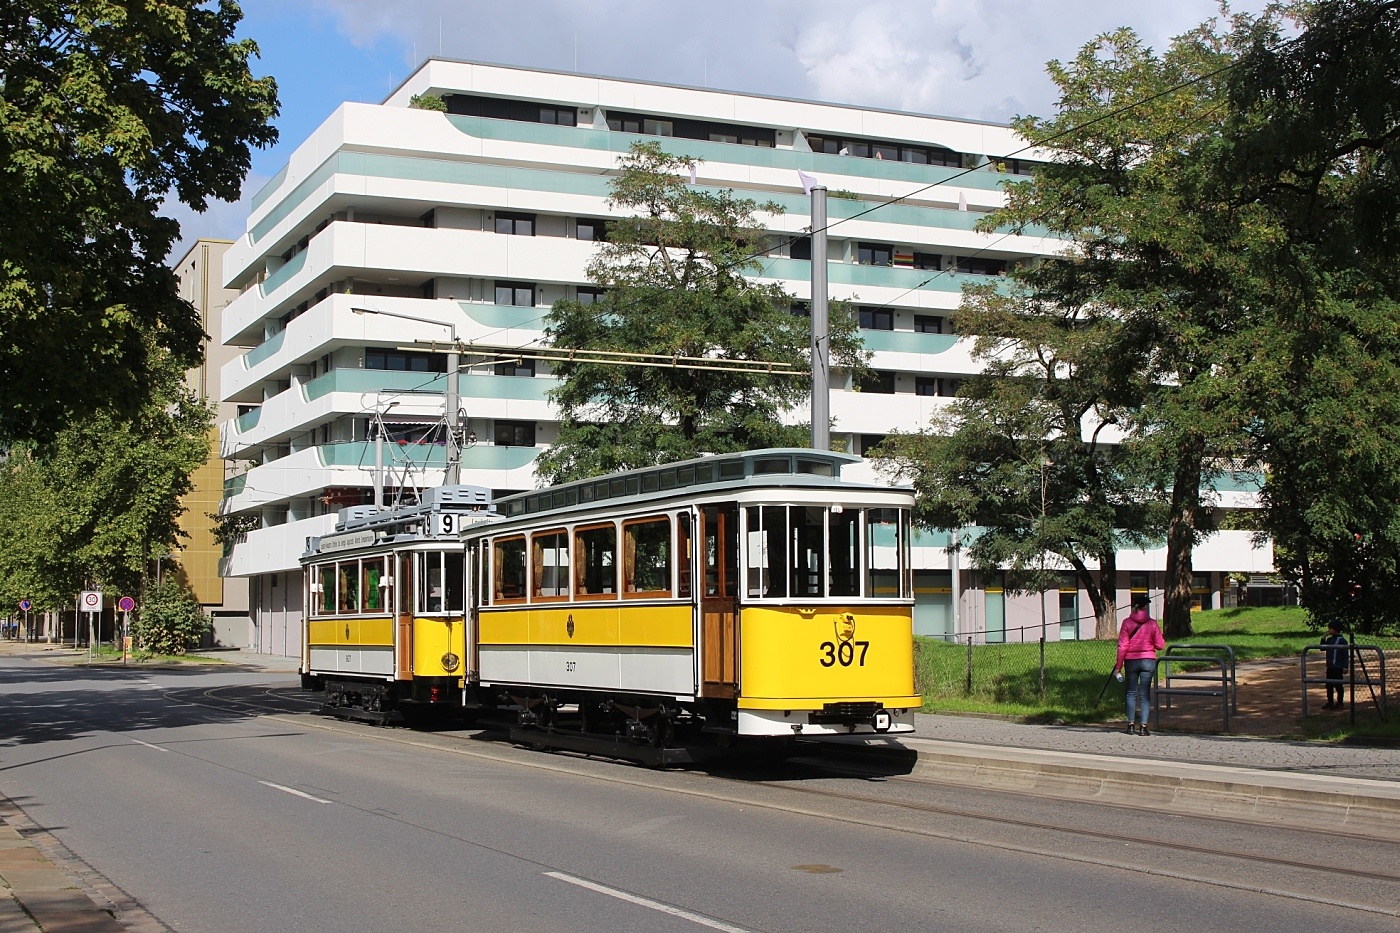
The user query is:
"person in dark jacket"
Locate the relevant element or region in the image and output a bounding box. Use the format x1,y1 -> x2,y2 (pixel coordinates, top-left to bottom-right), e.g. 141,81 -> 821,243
1321,622 -> 1349,709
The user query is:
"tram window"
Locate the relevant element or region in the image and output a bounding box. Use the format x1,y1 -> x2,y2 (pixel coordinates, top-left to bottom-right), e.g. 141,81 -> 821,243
492,538 -> 526,603
362,558 -> 386,612
318,564 -> 336,615
866,508 -> 902,599
791,506 -> 825,597
754,457 -> 791,474
532,529 -> 570,599
419,551 -> 444,612
575,524 -> 617,597
445,552 -> 464,611
624,518 -> 671,595
829,508 -> 862,597
396,553 -> 412,614
745,506 -> 789,598
677,513 -> 693,599
338,561 -> 360,613
796,459 -> 834,477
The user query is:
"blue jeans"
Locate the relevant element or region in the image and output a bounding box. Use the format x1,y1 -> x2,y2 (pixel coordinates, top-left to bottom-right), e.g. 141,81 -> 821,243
1125,658 -> 1157,726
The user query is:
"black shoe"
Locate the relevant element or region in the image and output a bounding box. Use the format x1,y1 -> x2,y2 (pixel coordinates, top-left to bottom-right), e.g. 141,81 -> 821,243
1139,726 -> 1150,736
1125,725 -> 1137,735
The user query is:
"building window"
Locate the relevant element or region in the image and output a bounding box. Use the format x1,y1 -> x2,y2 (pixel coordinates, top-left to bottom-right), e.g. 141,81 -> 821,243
913,252 -> 941,271
858,306 -> 893,330
494,282 -> 536,306
539,106 -> 577,126
494,357 -> 535,378
857,242 -> 893,266
576,218 -> 608,242
914,314 -> 944,334
790,236 -> 812,261
494,212 -> 535,236
953,256 -> 1008,276
915,377 -> 939,397
855,371 -> 896,394
576,287 -> 604,305
939,378 -> 962,397
858,434 -> 886,456
789,301 -> 810,318
642,118 -> 673,136
607,115 -> 642,134
494,420 -> 536,447
365,347 -> 446,373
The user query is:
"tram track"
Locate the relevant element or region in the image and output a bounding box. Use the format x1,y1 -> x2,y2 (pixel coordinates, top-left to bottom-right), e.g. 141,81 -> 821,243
172,681 -> 1400,915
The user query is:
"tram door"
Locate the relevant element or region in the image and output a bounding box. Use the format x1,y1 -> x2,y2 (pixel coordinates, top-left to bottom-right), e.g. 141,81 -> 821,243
464,541 -> 480,680
395,552 -> 414,679
700,504 -> 740,698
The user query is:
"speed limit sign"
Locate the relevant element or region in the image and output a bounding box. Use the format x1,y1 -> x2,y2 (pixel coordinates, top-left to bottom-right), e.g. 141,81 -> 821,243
78,591 -> 103,613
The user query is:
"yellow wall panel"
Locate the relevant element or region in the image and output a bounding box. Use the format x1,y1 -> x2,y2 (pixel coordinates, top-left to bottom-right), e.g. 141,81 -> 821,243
413,616 -> 464,677
738,606 -> 916,703
478,603 -> 693,647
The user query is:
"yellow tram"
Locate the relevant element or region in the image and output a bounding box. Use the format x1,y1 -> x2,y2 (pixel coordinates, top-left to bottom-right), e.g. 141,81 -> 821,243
459,449 -> 920,755
299,485 -> 494,720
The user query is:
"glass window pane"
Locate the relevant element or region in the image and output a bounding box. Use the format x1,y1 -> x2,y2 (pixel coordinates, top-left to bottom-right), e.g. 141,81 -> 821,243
362,558 -> 385,611
575,524 -> 617,596
494,285 -> 513,305
532,530 -> 570,598
495,216 -> 513,234
318,564 -> 336,615
790,506 -> 825,597
625,519 -> 671,594
445,551 -> 464,612
865,508 -> 901,599
677,513 -> 693,599
517,218 -> 533,236
745,506 -> 788,598
338,561 -> 360,613
491,539 -> 525,603
829,509 -> 861,597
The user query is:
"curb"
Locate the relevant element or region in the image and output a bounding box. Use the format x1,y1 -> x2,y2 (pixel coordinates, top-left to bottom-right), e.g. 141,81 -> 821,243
816,736 -> 1400,842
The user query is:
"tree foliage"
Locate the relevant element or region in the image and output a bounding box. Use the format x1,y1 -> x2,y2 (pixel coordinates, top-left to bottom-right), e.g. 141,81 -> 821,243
0,1 -> 277,443
538,141 -> 863,482
0,358 -> 213,607
132,577 -> 207,655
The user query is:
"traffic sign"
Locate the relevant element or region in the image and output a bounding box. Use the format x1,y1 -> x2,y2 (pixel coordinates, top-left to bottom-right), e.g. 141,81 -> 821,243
118,596 -> 136,613
18,599 -> 31,613
78,590 -> 103,613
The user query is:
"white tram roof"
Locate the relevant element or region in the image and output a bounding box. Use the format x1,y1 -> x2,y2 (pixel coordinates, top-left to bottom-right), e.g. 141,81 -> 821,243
464,449 -> 911,539
303,483 -> 496,561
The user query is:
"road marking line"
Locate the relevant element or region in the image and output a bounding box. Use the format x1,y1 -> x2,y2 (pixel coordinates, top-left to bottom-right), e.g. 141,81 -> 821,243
544,872 -> 754,933
129,738 -> 169,753
258,781 -> 331,804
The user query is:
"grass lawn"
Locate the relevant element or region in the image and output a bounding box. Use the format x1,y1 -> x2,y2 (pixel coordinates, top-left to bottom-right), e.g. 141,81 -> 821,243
87,645 -> 227,665
916,605 -> 1396,737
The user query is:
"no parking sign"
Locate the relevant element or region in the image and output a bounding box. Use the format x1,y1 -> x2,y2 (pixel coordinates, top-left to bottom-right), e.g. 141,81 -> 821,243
17,599 -> 31,613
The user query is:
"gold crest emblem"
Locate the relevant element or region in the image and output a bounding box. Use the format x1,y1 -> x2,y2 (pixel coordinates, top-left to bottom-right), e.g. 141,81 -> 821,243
834,613 -> 856,643
566,614 -> 575,638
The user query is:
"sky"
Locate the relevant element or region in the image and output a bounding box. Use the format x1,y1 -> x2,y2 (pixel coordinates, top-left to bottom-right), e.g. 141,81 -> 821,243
169,0 -> 1272,257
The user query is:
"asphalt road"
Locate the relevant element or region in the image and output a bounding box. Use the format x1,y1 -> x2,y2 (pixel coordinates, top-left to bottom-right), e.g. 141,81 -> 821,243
1,651 -> 1397,932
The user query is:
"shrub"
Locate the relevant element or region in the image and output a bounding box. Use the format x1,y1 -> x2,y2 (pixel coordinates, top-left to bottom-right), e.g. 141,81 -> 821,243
409,93 -> 448,112
132,580 -> 207,655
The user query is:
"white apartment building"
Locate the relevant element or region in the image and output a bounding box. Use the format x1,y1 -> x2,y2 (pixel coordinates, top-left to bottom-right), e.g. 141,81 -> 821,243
217,59 -> 1274,657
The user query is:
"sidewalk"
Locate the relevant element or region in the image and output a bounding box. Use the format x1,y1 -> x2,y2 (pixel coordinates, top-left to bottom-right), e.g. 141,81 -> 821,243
821,712 -> 1400,842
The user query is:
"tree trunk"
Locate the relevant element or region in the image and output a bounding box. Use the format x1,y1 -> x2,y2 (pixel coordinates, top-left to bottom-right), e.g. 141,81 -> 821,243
1163,435 -> 1205,640
1096,549 -> 1119,640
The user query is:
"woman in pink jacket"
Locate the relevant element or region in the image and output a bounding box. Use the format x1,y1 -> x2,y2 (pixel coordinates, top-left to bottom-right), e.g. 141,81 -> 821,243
1114,594 -> 1166,735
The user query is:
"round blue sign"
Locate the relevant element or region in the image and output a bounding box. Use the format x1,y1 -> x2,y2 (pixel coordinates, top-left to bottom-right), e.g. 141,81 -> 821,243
17,599 -> 31,612
118,596 -> 136,613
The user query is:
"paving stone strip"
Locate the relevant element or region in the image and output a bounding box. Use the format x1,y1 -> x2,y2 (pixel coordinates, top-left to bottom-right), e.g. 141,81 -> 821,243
0,798 -> 167,933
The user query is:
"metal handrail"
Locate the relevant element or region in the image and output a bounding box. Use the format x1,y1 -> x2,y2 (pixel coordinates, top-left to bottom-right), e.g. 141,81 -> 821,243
1300,644 -> 1388,722
1154,654 -> 1230,731
1163,643 -> 1237,712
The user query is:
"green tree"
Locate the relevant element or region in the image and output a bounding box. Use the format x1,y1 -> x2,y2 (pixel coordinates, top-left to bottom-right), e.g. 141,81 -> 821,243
0,0 -> 277,443
0,355 -> 213,604
876,281 -> 1161,639
538,141 -> 863,482
132,577 -> 207,655
1214,0 -> 1400,633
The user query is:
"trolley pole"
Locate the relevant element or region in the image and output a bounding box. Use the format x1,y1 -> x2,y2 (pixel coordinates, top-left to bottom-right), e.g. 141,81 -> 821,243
446,345 -> 461,485
810,185 -> 829,451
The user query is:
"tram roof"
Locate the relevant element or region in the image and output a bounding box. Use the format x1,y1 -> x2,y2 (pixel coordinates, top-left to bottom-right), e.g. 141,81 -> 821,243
484,448 -> 904,527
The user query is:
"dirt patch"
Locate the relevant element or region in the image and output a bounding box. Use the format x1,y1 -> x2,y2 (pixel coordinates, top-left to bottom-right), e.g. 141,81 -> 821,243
1147,654 -> 1395,736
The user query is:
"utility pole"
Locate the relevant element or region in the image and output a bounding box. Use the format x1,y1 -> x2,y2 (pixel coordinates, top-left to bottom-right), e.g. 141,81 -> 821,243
446,344 -> 461,485
810,184 -> 829,451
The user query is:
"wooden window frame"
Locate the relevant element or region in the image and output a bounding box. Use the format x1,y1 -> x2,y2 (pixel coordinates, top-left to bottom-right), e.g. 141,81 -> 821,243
530,528 -> 571,602
573,522 -> 618,601
622,517 -> 673,598
337,560 -> 361,614
492,536 -> 528,605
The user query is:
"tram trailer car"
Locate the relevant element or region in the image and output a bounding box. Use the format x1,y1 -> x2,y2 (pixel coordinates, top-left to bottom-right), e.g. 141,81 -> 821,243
459,449 -> 921,752
299,485 -> 495,722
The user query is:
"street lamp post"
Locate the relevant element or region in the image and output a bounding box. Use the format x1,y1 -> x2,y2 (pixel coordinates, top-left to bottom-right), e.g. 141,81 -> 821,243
352,307 -> 462,485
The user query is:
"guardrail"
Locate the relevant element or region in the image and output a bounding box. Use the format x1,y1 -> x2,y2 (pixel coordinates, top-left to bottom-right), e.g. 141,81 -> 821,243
1154,654 -> 1231,731
1163,643 -> 1238,713
1300,644 -> 1388,722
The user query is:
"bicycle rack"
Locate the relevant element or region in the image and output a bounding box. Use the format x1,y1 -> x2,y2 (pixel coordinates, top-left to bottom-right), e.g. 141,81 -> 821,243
1154,654 -> 1231,732
1301,644 -> 1387,721
1163,644 -> 1238,713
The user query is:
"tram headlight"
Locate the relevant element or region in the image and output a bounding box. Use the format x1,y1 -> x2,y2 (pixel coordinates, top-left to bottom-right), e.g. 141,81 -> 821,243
871,710 -> 892,733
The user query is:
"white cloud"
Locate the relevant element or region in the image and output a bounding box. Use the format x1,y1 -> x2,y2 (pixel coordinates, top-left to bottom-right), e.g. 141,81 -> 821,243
310,0 -> 1272,122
